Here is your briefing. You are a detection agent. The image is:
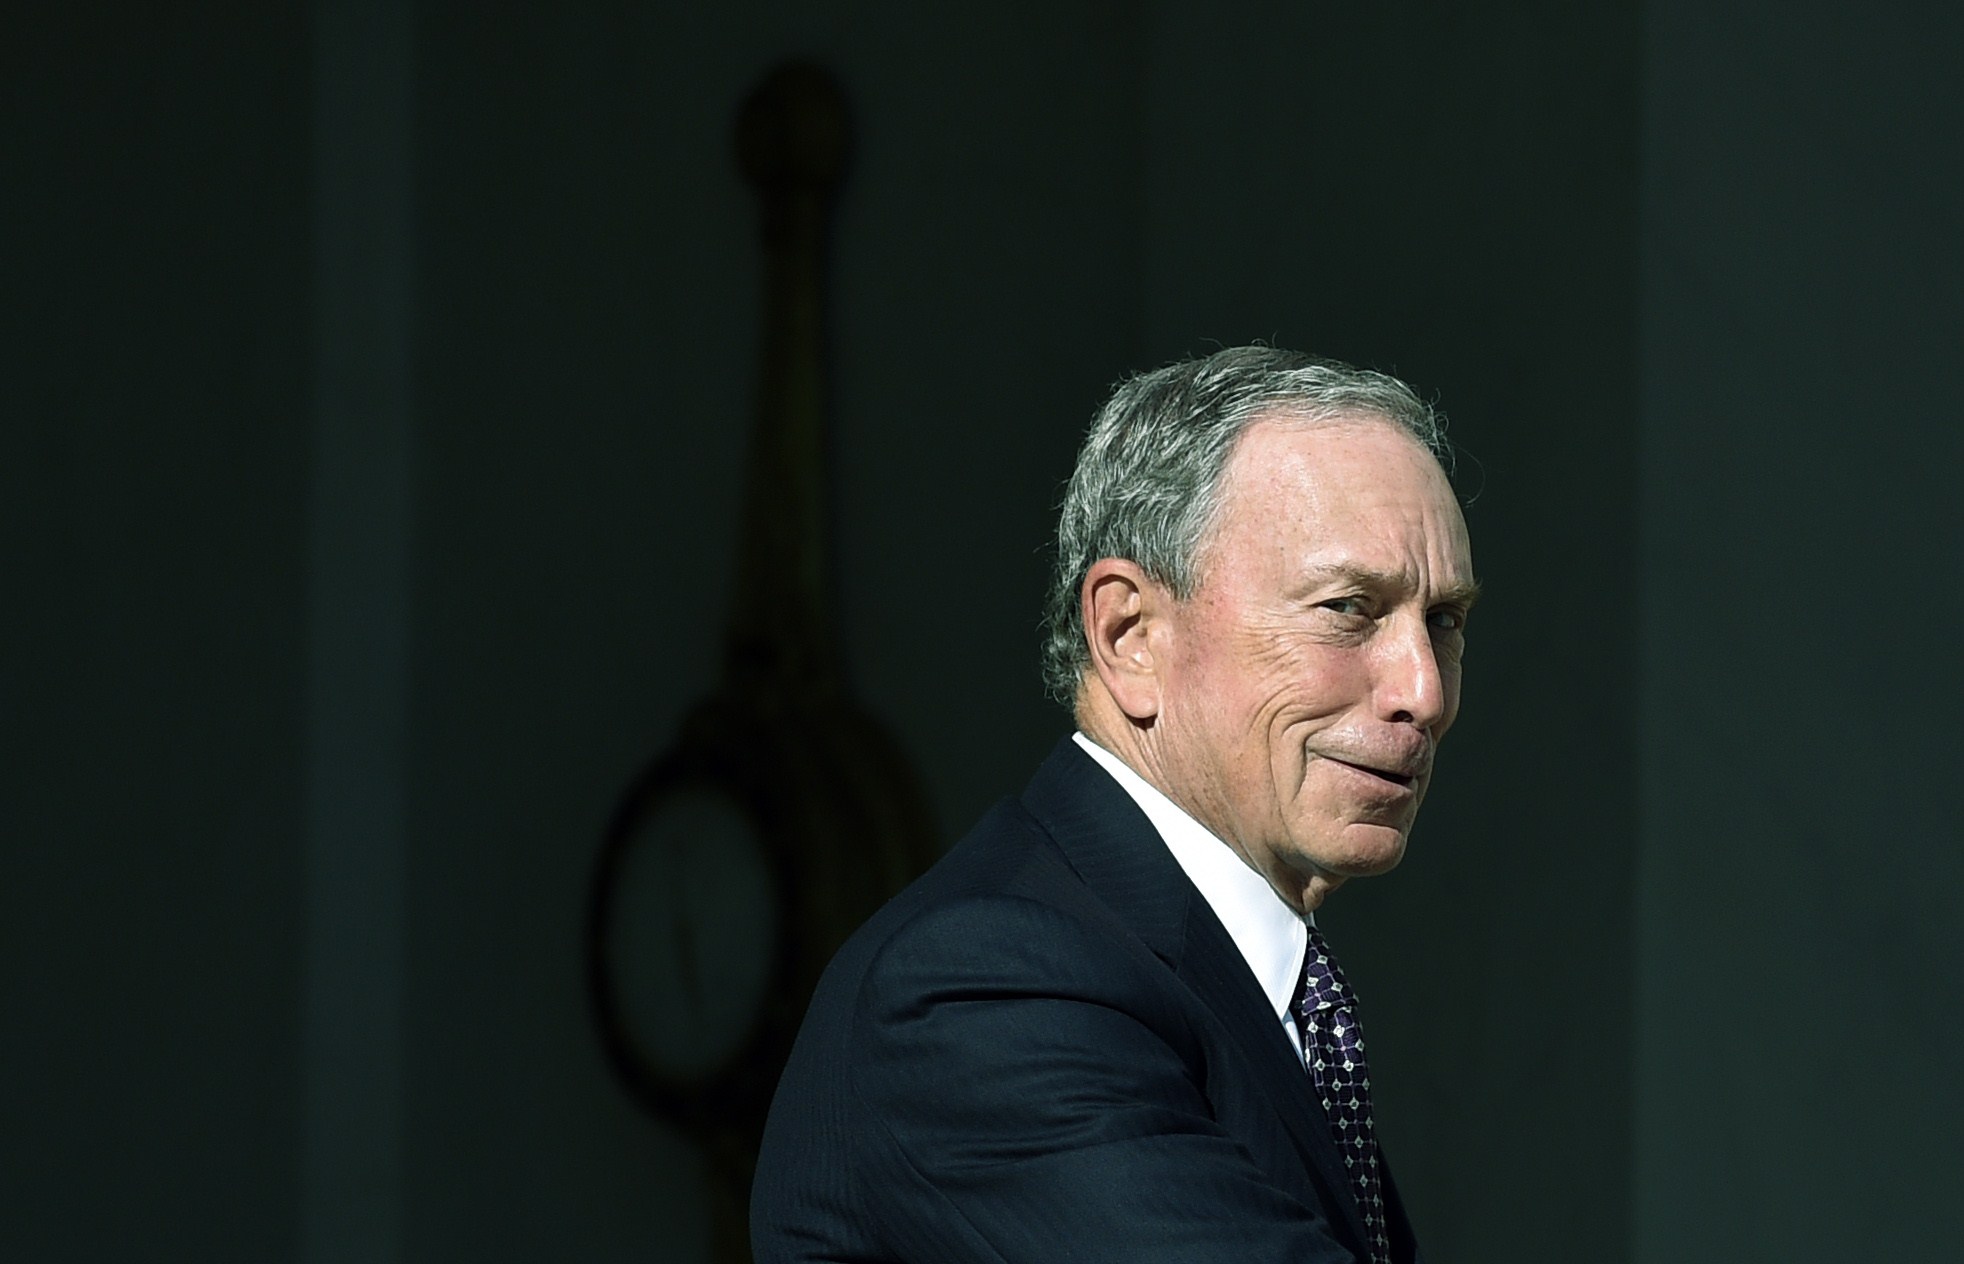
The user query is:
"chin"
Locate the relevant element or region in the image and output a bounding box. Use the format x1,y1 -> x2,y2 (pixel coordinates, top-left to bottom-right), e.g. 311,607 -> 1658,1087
1313,823 -> 1409,878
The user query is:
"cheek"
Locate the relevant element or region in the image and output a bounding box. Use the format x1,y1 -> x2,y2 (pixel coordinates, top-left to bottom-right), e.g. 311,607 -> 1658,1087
1186,636 -> 1361,758
1276,646 -> 1371,718
1259,658 -> 1362,766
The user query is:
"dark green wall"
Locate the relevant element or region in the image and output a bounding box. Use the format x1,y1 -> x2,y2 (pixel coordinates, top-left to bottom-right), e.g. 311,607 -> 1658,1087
9,4 -> 1961,1262
1636,2 -> 1964,1257
3,8 -> 311,1260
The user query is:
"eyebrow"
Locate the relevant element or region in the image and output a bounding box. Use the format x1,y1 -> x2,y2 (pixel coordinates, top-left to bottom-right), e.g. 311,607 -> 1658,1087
1442,579 -> 1483,612
1306,562 -> 1483,611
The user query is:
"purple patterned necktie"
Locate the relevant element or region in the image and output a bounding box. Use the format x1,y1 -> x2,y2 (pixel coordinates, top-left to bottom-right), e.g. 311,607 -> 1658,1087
1296,925 -> 1391,1264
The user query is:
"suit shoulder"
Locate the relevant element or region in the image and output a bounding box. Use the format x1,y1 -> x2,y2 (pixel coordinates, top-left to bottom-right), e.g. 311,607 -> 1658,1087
799,794 -> 1161,1037
854,884 -> 1167,1034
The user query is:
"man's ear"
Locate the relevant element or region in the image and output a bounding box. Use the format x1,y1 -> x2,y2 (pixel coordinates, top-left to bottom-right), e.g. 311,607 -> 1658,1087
1081,558 -> 1169,721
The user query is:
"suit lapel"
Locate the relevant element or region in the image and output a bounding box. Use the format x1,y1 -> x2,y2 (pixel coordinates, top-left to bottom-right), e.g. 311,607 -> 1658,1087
1173,893 -> 1374,1251
1020,738 -> 1373,1254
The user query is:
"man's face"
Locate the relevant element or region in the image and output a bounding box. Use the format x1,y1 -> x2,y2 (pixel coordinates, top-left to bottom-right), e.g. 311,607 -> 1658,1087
1150,415 -> 1476,910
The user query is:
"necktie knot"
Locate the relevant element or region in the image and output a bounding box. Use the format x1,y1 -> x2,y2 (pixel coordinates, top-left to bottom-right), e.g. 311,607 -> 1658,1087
1296,925 -> 1359,1017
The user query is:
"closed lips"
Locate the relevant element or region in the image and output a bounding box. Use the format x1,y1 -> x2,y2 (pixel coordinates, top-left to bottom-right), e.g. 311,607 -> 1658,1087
1323,756 -> 1423,787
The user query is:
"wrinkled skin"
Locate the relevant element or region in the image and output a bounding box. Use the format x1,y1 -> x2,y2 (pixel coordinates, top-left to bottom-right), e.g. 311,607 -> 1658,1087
1080,415 -> 1478,913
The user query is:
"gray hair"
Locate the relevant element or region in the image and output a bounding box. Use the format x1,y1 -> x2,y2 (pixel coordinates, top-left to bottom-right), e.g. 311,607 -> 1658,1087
1039,345 -> 1450,710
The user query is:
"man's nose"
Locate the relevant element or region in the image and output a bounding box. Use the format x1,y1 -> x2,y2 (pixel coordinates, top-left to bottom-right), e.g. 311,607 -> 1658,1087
1373,616 -> 1448,730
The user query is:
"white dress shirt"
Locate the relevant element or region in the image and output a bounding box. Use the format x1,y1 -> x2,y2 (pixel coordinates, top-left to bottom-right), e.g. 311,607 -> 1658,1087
1072,732 -> 1309,1061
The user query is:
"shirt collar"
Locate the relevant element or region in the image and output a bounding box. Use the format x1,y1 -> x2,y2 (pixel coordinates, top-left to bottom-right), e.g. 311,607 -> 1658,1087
1073,732 -> 1308,1024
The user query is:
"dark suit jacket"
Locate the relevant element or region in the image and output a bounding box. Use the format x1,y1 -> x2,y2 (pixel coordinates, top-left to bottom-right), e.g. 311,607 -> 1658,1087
751,737 -> 1422,1263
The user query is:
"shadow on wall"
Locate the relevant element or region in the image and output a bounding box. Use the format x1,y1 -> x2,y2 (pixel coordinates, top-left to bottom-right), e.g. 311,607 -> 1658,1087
583,62 -> 940,1264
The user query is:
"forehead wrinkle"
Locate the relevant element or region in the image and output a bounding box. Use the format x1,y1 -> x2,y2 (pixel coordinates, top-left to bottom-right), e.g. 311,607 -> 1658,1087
1292,559 -> 1480,606
1194,419 -> 1470,600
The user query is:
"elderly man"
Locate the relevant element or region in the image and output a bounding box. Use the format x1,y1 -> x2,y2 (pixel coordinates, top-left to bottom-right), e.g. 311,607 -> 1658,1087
752,346 -> 1476,1263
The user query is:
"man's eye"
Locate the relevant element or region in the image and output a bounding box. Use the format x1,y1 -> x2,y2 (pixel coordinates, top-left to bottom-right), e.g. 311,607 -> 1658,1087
1427,609 -> 1465,632
1319,597 -> 1367,617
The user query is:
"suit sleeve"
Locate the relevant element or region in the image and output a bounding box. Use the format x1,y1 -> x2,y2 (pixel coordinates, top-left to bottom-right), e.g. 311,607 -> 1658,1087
849,892 -> 1361,1263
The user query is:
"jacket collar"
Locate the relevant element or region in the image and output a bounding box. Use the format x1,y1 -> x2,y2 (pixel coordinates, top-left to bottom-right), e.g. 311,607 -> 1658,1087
1019,736 -> 1192,964
1018,736 -> 1374,1253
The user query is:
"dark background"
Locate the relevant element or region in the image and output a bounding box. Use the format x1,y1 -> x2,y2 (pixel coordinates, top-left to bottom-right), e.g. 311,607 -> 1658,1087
6,2 -> 1960,1261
